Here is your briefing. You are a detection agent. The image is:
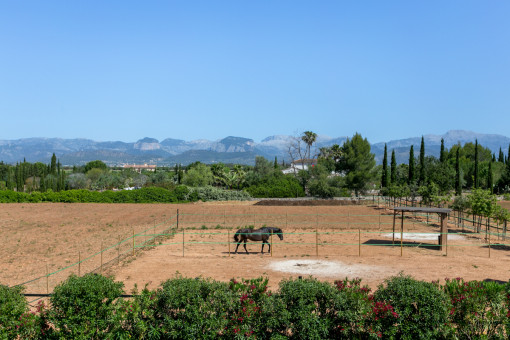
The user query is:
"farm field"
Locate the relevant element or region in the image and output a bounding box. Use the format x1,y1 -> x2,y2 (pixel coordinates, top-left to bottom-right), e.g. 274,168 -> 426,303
1,202 -> 510,295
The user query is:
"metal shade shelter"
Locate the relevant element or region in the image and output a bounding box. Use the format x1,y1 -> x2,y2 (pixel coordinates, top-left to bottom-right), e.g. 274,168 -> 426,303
392,206 -> 452,251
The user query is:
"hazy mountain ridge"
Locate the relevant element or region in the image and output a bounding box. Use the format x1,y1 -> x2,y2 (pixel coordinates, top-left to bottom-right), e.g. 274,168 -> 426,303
0,131 -> 509,166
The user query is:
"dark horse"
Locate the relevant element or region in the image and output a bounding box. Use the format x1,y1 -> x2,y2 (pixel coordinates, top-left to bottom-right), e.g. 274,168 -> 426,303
233,227 -> 283,254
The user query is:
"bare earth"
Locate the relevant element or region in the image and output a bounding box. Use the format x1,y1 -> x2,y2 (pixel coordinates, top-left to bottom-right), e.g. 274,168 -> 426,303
1,201 -> 510,295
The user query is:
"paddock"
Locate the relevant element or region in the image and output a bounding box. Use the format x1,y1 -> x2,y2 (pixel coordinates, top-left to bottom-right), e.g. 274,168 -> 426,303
1,201 -> 510,296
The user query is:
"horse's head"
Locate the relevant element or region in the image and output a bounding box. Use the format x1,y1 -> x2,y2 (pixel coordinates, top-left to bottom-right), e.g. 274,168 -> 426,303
275,228 -> 283,240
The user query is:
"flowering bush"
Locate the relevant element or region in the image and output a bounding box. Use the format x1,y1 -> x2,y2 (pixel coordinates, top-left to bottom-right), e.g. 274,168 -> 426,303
442,277 -> 507,338
6,274 -> 510,338
374,274 -> 453,338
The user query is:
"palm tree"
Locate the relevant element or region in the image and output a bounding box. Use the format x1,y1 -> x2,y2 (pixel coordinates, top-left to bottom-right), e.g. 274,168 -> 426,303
301,131 -> 317,166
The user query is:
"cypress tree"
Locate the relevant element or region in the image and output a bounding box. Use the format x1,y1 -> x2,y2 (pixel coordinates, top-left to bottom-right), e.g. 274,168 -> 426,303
507,144 -> 510,165
499,148 -> 505,163
50,153 -> 57,175
439,138 -> 446,163
408,145 -> 415,185
474,139 -> 479,189
382,144 -> 388,188
274,156 -> 278,169
455,147 -> 461,195
419,137 -> 425,185
492,154 -> 496,162
390,150 -> 397,185
488,160 -> 494,194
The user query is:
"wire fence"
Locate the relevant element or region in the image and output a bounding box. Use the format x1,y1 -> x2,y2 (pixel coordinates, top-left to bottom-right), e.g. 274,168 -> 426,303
14,201 -> 510,298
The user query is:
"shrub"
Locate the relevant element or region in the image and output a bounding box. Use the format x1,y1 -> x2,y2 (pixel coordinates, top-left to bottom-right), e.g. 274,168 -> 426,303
188,186 -> 252,201
151,276 -> 235,339
374,274 -> 453,339
246,175 -> 305,198
443,278 -> 507,338
226,277 -> 286,338
276,277 -> 337,339
331,278 -> 398,339
49,274 -> 124,338
0,284 -> 29,338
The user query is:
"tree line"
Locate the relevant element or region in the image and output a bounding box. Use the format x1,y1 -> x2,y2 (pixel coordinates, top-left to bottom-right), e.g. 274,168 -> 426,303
1,133 -> 510,200
380,137 -> 510,201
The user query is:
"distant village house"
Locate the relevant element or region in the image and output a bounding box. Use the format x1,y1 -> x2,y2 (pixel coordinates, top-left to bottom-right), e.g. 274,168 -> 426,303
123,163 -> 156,173
282,159 -> 318,174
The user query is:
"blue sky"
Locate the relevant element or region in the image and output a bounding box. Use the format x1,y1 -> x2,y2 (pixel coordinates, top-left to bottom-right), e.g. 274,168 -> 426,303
1,1 -> 509,143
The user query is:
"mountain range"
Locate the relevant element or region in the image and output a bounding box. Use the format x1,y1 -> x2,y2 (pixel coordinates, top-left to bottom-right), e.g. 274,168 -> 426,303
1,130 -> 509,166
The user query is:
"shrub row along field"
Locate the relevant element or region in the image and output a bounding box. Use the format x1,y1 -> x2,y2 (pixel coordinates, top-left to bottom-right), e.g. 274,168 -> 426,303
3,273 -> 510,339
0,186 -> 251,203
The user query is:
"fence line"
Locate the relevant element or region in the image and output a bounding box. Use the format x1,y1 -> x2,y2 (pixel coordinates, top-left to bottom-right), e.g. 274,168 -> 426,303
14,202 -> 510,294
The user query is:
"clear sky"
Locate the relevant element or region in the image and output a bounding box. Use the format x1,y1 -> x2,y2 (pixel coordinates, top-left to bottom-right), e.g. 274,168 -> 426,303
1,1 -> 509,143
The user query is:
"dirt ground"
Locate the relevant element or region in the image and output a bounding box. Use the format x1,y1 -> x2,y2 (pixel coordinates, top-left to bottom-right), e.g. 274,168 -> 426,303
1,201 -> 510,296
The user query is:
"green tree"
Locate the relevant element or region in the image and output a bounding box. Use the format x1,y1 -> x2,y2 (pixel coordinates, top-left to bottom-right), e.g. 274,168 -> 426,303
84,160 -> 108,173
408,145 -> 415,185
50,153 -> 57,175
381,144 -> 389,188
498,147 -> 504,163
418,137 -> 426,185
390,150 -> 397,185
301,130 -> 317,162
439,138 -> 446,163
455,147 -> 462,195
182,163 -> 213,187
338,133 -> 376,196
488,160 -> 494,194
474,139 -> 479,189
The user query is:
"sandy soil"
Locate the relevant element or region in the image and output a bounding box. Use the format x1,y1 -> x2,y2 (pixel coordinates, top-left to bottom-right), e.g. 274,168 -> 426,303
1,202 -> 510,295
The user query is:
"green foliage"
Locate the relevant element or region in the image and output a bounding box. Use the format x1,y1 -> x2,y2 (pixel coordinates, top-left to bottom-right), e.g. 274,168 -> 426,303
83,160 -> 108,173
49,274 -> 124,338
467,188 -> 498,218
381,144 -> 389,188
374,274 -> 453,339
246,173 -> 304,198
418,182 -> 439,205
337,133 -> 376,196
276,277 -> 337,339
182,163 -> 213,187
8,275 -> 510,338
188,186 -> 251,201
442,278 -> 508,338
451,195 -> 469,212
0,187 -> 184,203
152,276 -> 235,339
0,284 -> 43,338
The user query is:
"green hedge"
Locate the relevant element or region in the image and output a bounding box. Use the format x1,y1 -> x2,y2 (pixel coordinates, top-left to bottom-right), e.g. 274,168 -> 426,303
246,175 -> 305,198
4,274 -> 510,339
0,186 -> 251,203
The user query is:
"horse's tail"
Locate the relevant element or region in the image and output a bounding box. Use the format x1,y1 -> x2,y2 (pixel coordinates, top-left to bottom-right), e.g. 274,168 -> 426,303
234,230 -> 241,242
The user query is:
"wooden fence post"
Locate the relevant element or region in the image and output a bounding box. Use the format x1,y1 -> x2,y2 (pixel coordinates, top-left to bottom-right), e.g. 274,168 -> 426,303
46,265 -> 49,294
315,228 -> 318,257
358,228 -> 361,257
182,229 -> 185,257
118,235 -> 120,265
100,242 -> 103,274
271,232 -> 273,257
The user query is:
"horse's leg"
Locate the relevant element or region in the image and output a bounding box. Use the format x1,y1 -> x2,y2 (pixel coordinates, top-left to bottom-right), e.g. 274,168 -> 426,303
234,239 -> 242,254
261,241 -> 265,253
243,239 -> 249,254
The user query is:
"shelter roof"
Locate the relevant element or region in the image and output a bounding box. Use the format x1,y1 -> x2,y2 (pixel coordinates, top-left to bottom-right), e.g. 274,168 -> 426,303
392,206 -> 452,214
